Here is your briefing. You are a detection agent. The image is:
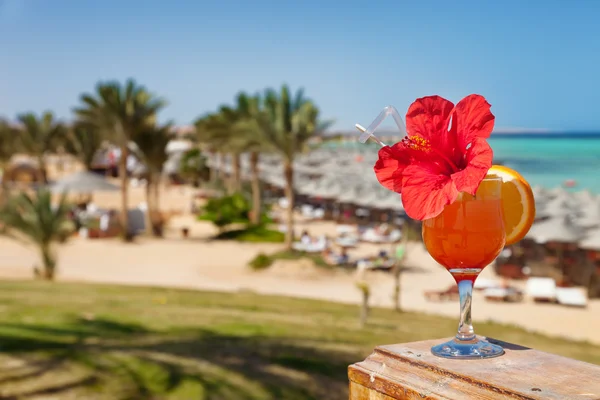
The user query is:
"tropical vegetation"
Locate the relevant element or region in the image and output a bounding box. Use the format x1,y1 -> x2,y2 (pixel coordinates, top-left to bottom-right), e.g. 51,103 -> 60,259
0,189 -> 73,280
0,78 -> 329,247
73,79 -> 166,240
197,86 -> 330,247
15,111 -> 65,182
132,123 -> 173,236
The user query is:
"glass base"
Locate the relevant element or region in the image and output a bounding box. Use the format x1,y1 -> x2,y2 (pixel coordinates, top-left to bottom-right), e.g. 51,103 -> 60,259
431,337 -> 505,359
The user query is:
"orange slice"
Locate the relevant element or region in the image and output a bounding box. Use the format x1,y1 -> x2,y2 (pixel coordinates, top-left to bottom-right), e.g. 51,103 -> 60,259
487,165 -> 536,246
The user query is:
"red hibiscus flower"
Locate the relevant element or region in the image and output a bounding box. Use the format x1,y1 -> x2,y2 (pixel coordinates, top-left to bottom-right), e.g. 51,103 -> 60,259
374,94 -> 495,220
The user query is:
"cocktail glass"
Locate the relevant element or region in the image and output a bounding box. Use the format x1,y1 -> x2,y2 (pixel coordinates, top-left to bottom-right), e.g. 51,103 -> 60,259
422,176 -> 506,359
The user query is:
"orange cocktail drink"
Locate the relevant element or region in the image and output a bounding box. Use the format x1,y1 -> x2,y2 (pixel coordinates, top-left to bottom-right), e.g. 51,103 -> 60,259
422,177 -> 506,284
364,94 -> 535,359
422,176 -> 507,358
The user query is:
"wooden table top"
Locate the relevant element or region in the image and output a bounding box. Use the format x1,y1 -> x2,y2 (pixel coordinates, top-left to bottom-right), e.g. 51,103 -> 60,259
348,338 -> 600,400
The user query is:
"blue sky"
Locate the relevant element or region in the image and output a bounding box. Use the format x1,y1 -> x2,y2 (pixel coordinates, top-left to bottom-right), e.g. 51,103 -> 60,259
0,0 -> 599,132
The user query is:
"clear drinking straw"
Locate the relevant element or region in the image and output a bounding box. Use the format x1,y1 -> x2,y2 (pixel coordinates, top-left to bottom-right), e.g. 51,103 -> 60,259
354,105 -> 407,147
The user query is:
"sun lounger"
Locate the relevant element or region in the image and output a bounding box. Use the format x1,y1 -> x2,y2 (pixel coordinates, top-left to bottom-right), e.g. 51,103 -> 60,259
301,206 -> 325,220
278,197 -> 289,209
301,205 -> 314,217
474,278 -> 499,291
292,236 -> 327,253
424,285 -> 459,302
556,287 -> 588,308
336,225 -> 356,235
335,236 -> 359,248
360,228 -> 402,243
483,287 -> 524,302
526,277 -> 557,303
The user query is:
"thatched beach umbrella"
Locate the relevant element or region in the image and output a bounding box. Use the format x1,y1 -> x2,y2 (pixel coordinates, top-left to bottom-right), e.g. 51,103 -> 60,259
573,189 -> 596,204
536,195 -> 580,219
575,198 -> 600,229
579,228 -> 600,251
377,191 -> 404,212
48,171 -> 119,193
296,178 -> 322,196
314,180 -> 344,200
526,216 -> 585,244
353,185 -> 384,207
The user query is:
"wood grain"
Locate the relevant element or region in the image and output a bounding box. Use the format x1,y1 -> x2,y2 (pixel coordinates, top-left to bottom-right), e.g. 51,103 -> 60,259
348,338 -> 600,400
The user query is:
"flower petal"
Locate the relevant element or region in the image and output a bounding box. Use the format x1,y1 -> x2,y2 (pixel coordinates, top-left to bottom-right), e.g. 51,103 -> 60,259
453,94 -> 495,147
374,144 -> 409,192
401,163 -> 459,220
451,138 -> 493,195
406,95 -> 454,145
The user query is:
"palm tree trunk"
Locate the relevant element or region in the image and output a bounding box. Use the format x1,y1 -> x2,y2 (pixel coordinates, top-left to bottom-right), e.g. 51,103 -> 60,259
250,151 -> 261,225
283,161 -> 294,249
119,144 -> 131,241
0,163 -> 7,207
209,151 -> 217,183
231,153 -> 241,193
152,173 -> 160,212
41,244 -> 56,280
214,152 -> 222,183
144,176 -> 154,237
38,155 -> 48,184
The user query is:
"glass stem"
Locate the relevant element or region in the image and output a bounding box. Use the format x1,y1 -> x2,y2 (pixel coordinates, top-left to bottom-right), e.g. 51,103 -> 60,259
456,279 -> 475,341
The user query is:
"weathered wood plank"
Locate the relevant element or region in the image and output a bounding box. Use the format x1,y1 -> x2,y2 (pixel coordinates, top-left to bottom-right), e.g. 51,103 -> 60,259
348,338 -> 600,400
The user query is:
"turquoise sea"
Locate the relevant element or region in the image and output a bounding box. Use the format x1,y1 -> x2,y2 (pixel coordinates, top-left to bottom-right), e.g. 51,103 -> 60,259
325,133 -> 600,192
488,134 -> 600,192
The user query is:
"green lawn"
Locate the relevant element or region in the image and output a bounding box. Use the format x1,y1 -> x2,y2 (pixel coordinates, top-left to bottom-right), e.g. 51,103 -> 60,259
0,281 -> 597,399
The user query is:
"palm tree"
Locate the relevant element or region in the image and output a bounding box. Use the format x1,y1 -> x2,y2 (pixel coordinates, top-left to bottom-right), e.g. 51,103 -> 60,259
74,79 -> 166,240
195,108 -> 242,193
0,189 -> 73,280
229,93 -> 269,225
15,112 -> 65,182
179,148 -> 208,187
197,93 -> 268,224
0,120 -> 17,203
253,85 -> 331,248
132,123 -> 172,236
195,113 -> 226,186
195,93 -> 262,193
64,124 -> 105,171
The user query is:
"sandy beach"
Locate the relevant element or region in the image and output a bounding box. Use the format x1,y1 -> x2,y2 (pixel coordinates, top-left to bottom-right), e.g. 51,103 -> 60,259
0,180 -> 598,346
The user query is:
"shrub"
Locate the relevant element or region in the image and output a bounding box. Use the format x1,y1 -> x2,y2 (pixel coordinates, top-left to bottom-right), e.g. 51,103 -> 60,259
247,249 -> 331,271
198,192 -> 251,231
248,253 -> 273,270
215,225 -> 284,243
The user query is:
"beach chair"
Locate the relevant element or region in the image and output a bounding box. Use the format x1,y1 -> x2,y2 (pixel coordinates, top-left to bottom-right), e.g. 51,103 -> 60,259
483,287 -> 524,303
424,285 -> 459,302
292,242 -> 307,251
474,278 -> 499,291
312,208 -> 325,219
301,205 -> 313,217
278,197 -> 289,209
388,229 -> 402,242
526,277 -> 557,303
336,225 -> 356,235
336,236 -> 358,248
555,287 -> 588,308
293,236 -> 327,253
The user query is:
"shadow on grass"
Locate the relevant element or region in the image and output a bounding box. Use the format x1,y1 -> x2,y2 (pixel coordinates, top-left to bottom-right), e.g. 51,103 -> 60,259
0,317 -> 354,400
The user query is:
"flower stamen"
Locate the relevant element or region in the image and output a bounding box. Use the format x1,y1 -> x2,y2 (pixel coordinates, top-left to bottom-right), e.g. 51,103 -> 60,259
402,135 -> 431,152
401,135 -> 459,173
